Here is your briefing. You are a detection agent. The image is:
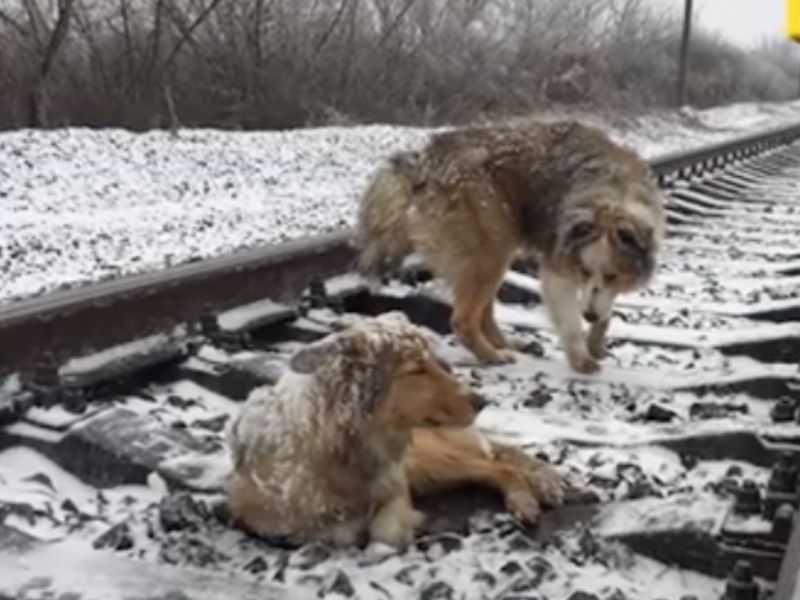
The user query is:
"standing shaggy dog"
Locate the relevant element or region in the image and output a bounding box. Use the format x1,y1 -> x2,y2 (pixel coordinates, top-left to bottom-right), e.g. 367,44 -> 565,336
226,312 -> 563,549
354,121 -> 665,373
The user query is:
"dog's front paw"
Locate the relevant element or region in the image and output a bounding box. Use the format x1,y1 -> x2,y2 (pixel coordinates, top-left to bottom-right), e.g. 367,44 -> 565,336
480,348 -> 517,365
528,464 -> 565,508
369,501 -> 423,551
505,489 -> 542,525
567,349 -> 600,374
502,335 -> 531,352
587,336 -> 608,360
587,318 -> 611,361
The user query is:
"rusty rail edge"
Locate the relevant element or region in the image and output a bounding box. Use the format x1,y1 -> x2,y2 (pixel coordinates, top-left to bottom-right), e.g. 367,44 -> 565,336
3,121 -> 800,375
0,230 -> 355,374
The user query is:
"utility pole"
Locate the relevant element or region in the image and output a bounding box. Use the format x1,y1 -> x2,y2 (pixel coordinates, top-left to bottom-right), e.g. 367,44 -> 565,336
677,0 -> 692,107
788,0 -> 800,97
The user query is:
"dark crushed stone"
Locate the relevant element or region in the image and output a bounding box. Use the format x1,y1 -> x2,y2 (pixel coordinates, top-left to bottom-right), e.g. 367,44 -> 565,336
369,580 -> 392,599
159,535 -> 229,567
726,465 -> 744,478
605,589 -> 628,600
293,543 -> 331,570
500,560 -> 523,576
523,388 -> 553,409
570,529 -> 600,565
22,472 -> 55,491
191,414 -> 229,432
473,571 -> 496,587
272,552 -> 289,583
210,499 -> 232,525
243,555 -> 268,574
642,404 -> 678,422
680,453 -> 699,471
616,463 -> 658,500
420,581 -> 454,600
567,593 -> 600,600
710,477 -> 741,497
520,340 -> 545,357
689,402 -> 749,420
318,570 -> 355,598
507,532 -> 537,551
159,493 -> 208,533
417,533 -> 463,555
394,564 -> 421,586
92,521 -> 134,551
508,574 -> 541,593
166,395 -> 198,410
526,556 -> 554,586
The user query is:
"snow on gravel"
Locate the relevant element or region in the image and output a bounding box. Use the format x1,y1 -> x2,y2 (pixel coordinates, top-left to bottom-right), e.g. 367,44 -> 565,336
2,100 -> 800,304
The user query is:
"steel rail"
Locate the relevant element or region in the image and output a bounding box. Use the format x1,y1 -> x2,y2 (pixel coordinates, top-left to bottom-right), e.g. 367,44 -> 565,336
775,515 -> 800,600
2,122 -> 800,375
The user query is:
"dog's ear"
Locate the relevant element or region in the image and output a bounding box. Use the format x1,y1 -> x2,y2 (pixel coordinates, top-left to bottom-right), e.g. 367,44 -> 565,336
355,344 -> 397,415
289,335 -> 347,374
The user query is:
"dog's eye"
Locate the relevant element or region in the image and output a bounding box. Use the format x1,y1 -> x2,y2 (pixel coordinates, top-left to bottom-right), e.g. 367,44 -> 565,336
580,266 -> 592,279
617,228 -> 641,250
603,273 -> 617,284
569,222 -> 593,241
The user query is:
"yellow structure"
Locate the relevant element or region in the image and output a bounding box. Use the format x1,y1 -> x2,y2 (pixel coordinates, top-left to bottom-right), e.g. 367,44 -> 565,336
789,0 -> 800,42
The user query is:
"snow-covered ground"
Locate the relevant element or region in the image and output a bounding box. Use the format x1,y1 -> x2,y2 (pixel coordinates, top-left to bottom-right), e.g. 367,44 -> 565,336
2,100 -> 800,304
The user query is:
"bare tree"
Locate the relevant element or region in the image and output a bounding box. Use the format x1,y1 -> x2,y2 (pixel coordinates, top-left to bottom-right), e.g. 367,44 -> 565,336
27,0 -> 76,127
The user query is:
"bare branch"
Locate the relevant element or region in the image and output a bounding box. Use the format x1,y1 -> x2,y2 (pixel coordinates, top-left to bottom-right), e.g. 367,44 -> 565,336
28,0 -> 75,126
160,0 -> 226,71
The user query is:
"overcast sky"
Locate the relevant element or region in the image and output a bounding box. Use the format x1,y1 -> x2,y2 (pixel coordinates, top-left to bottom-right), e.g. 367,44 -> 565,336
661,0 -> 787,48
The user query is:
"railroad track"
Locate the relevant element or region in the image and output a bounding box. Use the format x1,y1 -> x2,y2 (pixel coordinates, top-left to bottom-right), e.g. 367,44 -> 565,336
2,123 -> 800,600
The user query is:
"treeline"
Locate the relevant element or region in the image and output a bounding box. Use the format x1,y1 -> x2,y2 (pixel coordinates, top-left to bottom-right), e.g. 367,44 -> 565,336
1,0 -> 798,131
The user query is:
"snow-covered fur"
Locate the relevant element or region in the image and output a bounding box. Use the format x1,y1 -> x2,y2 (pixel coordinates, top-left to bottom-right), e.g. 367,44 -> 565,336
225,312 -> 482,548
225,312 -> 564,549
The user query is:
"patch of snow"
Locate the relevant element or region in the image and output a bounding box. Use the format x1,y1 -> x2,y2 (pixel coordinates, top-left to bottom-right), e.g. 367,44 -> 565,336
3,100 -> 800,303
0,446 -> 161,541
59,330 -> 185,384
217,299 -> 293,332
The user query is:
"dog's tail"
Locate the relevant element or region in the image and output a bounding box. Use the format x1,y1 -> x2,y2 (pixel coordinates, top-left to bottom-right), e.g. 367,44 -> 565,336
352,151 -> 421,280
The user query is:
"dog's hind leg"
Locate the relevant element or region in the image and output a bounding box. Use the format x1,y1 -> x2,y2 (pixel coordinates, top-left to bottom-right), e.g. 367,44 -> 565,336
481,301 -> 527,352
405,428 -> 563,525
539,267 -> 598,374
451,262 -> 516,365
481,300 -> 509,349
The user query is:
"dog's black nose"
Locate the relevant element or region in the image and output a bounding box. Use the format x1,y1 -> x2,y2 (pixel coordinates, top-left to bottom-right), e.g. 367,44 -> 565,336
583,310 -> 598,323
469,393 -> 489,413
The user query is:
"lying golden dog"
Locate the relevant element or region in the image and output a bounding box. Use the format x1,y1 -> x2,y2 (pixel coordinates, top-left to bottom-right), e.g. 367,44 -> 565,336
225,312 -> 563,549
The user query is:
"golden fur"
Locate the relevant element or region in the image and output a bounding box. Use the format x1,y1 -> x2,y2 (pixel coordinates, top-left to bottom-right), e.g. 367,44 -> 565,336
225,312 -> 563,549
354,120 -> 665,373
